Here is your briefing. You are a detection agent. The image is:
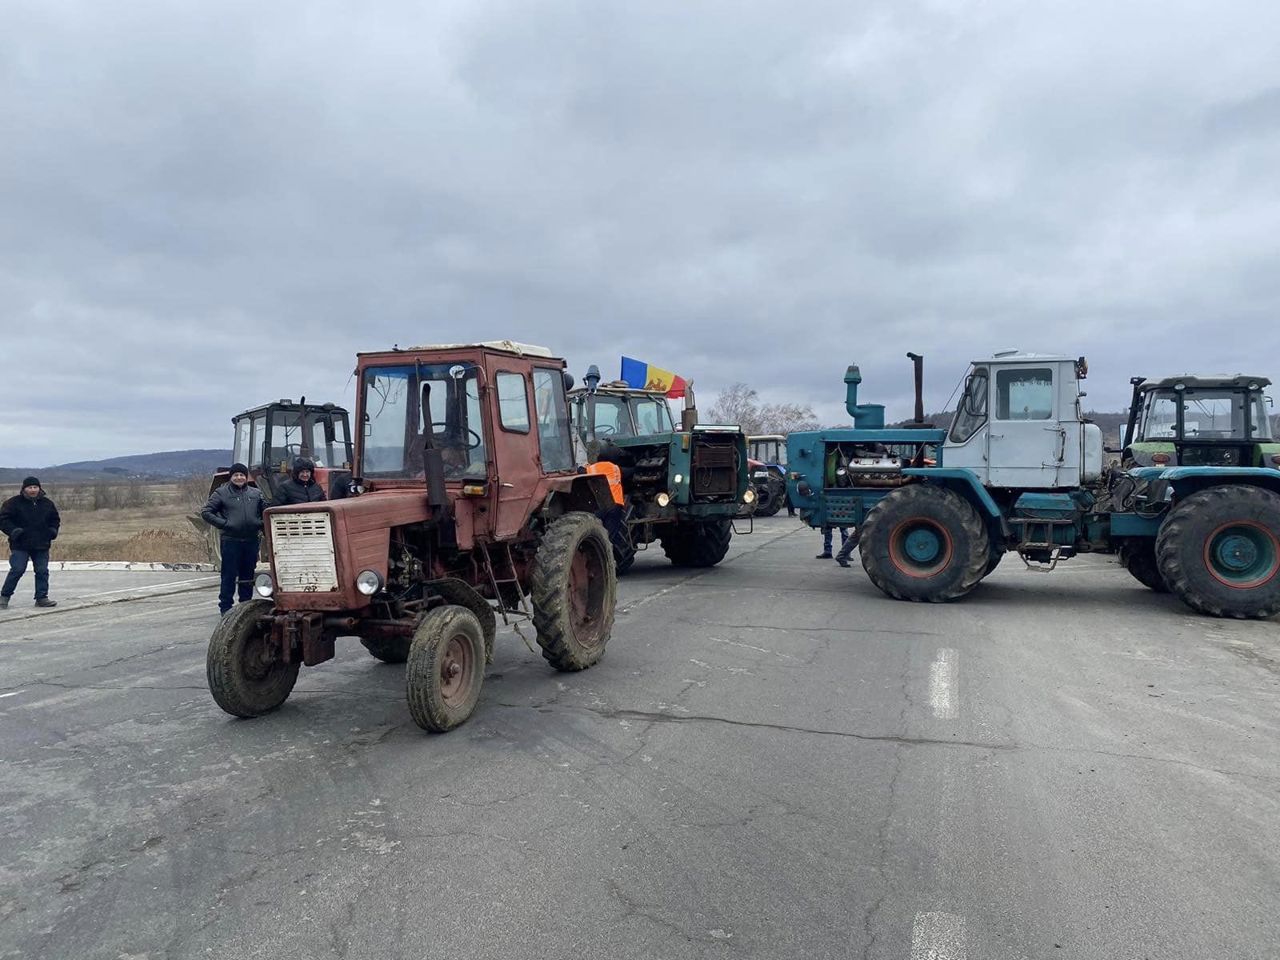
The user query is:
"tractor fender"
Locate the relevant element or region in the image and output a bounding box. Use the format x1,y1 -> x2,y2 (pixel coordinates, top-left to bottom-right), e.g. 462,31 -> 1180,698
900,468 -> 1010,539
538,474 -> 617,519
1162,467 -> 1280,499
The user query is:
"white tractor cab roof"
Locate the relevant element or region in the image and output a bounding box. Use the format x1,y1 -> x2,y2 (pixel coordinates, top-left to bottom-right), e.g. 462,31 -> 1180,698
1137,374 -> 1271,391
974,350 -> 1083,366
567,380 -> 668,399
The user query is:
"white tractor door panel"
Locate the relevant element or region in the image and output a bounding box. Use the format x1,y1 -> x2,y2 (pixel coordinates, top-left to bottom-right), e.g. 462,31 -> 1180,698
986,365 -> 1062,488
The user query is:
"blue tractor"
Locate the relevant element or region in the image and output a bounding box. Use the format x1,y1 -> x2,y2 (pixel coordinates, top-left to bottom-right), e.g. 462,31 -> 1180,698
787,352 -> 1280,619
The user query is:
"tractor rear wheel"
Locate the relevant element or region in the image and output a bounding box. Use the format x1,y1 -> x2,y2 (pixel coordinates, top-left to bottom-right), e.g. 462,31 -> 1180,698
660,520 -> 733,567
207,599 -> 299,718
531,512 -> 616,671
755,479 -> 784,517
360,635 -> 410,663
609,517 -> 637,575
406,605 -> 486,732
1156,485 -> 1280,619
859,484 -> 989,602
1119,541 -> 1168,593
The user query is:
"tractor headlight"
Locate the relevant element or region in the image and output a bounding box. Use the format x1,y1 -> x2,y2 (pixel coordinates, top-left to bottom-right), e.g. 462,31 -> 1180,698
656,492 -> 671,507
254,573 -> 275,598
355,570 -> 384,596
673,473 -> 684,484
348,479 -> 365,496
743,488 -> 756,504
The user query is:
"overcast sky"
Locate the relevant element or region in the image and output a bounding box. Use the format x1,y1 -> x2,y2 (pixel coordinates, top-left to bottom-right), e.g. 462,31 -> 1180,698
3,0 -> 1279,465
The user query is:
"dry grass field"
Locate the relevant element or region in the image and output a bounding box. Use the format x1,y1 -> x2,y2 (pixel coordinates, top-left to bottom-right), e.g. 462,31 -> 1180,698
0,479 -> 212,564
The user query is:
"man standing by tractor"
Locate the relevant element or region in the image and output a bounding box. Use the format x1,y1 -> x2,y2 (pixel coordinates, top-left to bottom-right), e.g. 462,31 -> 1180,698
0,477 -> 61,609
201,463 -> 264,615
273,457 -> 327,506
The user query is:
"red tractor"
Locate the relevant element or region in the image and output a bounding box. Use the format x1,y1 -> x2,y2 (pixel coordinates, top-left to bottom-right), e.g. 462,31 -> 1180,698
206,342 -> 619,732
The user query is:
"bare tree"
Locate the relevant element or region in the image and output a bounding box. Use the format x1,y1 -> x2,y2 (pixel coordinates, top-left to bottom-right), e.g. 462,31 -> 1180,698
708,383 -> 819,435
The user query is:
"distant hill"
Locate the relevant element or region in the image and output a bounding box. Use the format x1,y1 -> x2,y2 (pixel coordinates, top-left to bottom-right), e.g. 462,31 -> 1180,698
0,449 -> 230,483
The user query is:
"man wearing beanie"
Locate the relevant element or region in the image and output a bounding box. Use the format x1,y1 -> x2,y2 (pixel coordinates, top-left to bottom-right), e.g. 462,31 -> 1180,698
274,457 -> 327,506
201,464 -> 265,615
0,477 -> 61,609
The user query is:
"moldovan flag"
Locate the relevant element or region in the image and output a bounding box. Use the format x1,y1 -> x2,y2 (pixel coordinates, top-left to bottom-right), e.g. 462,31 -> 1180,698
620,357 -> 689,398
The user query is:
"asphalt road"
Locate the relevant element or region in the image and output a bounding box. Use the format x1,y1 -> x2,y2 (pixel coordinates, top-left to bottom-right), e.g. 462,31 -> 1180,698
1,517 -> 1277,959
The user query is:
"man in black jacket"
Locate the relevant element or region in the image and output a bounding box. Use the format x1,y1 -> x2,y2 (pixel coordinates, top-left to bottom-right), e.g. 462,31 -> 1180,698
274,457 -> 326,506
0,477 -> 61,609
201,463 -> 265,615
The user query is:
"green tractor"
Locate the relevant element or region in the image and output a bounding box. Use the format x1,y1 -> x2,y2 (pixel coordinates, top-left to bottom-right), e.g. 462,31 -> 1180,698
567,366 -> 754,573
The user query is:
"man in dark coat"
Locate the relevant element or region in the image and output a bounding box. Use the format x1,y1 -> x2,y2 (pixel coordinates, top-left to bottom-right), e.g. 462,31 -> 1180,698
273,457 -> 326,506
201,463 -> 265,615
0,477 -> 61,609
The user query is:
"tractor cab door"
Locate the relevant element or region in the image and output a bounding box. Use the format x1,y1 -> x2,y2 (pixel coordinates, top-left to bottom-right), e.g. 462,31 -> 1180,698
985,362 -> 1081,489
488,363 -> 541,539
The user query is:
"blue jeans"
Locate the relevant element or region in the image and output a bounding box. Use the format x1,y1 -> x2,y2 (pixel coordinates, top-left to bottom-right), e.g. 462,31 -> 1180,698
822,526 -> 849,554
219,538 -> 259,613
3,549 -> 50,600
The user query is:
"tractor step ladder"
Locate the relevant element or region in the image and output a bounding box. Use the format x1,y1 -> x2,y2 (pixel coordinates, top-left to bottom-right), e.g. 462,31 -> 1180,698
478,539 -> 531,625
1013,517 -> 1076,573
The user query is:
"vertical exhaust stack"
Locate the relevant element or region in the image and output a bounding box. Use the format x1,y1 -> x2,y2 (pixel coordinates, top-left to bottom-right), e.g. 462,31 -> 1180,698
907,352 -> 925,424
844,364 -> 885,430
681,381 -> 698,432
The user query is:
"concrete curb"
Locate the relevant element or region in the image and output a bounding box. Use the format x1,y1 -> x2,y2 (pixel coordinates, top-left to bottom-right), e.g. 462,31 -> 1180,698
0,577 -> 220,622
0,560 -> 218,572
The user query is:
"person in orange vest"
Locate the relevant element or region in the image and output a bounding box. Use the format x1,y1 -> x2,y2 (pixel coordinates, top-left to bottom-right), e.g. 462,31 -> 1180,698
585,460 -> 624,506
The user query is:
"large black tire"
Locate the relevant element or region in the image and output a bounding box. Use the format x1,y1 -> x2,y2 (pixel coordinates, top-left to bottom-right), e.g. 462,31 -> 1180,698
755,481 -> 784,517
982,551 -> 1004,579
1155,485 -> 1280,619
531,512 -> 616,671
360,635 -> 410,663
660,520 -> 733,568
859,484 -> 989,602
1119,541 -> 1168,593
206,599 -> 299,718
406,605 -> 486,732
610,521 -> 637,575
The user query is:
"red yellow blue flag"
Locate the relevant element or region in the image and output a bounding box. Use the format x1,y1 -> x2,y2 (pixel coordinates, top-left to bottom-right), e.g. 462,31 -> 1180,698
620,357 -> 689,398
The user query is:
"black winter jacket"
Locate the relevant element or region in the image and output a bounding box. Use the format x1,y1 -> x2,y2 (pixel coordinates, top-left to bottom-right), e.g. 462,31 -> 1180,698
0,492 -> 61,552
274,459 -> 327,506
202,482 -> 265,541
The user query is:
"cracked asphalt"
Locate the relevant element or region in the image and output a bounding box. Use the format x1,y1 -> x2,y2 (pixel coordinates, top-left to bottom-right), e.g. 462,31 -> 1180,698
1,516 -> 1278,959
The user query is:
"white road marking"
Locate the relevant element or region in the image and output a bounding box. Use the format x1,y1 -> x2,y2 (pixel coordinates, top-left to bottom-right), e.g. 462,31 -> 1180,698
911,911 -> 967,959
0,690 -> 25,699
929,648 -> 958,719
73,577 -> 219,600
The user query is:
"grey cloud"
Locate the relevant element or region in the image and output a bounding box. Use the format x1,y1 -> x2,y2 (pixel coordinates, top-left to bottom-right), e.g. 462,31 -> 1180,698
3,0 -> 1280,465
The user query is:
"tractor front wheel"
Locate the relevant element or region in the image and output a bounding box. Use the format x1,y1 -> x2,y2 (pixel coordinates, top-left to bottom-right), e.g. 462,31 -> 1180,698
660,520 -> 733,568
360,635 -> 411,663
531,512 -> 616,671
406,605 -> 486,732
1156,485 -> 1280,619
206,599 -> 299,718
859,485 -> 989,602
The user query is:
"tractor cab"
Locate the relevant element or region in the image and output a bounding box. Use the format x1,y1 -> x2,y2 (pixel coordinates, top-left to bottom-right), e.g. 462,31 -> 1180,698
1123,375 -> 1279,469
942,351 -> 1104,490
223,400 -> 353,501
566,381 -> 678,466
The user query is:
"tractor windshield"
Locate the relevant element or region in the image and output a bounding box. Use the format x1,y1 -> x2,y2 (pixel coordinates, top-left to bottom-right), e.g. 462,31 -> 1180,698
267,410 -> 305,469
1140,389 -> 1273,441
361,363 -> 487,479
591,396 -> 635,439
633,396 -> 675,435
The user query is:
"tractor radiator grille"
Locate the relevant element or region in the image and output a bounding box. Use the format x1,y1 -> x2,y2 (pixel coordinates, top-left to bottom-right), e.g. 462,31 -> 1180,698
692,439 -> 737,499
270,512 -> 338,593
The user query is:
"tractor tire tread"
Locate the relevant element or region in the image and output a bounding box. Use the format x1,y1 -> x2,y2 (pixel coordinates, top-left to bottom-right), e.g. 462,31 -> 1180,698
530,512 -> 617,671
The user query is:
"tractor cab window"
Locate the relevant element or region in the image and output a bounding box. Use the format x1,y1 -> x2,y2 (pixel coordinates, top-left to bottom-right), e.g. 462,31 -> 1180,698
267,409 -> 305,468
361,364 -> 487,479
533,368 -> 575,473
1253,395 -> 1274,440
996,368 -> 1053,420
250,414 -> 267,468
592,396 -> 635,439
949,366 -> 989,443
308,415 -> 350,467
1183,390 -> 1246,438
233,417 -> 251,466
1140,393 -> 1178,439
633,397 -> 674,435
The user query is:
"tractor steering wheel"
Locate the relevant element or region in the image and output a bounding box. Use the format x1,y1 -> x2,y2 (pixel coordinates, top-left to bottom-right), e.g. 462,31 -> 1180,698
429,422 -> 483,450
594,424 -> 617,437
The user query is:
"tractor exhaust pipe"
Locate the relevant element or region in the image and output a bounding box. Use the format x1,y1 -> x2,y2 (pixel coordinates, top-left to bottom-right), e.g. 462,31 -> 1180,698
681,381 -> 697,431
906,352 -> 925,424
844,364 -> 885,430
